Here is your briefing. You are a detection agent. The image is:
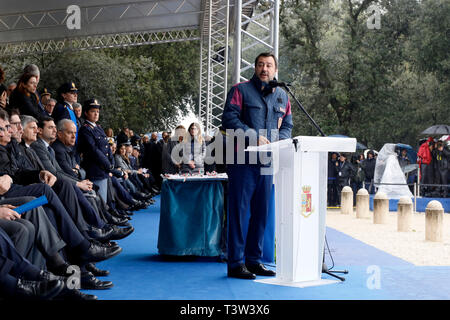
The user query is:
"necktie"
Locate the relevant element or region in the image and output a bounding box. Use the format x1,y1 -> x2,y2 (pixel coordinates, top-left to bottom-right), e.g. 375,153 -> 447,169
48,145 -> 55,159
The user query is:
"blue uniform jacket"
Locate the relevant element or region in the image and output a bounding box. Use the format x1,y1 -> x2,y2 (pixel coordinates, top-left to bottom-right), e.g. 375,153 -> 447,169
221,74 -> 293,164
77,122 -> 113,180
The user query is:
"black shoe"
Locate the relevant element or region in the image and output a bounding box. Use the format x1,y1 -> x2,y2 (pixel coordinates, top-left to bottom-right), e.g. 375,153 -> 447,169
151,187 -> 160,195
80,241 -> 122,263
87,226 -> 114,241
86,263 -> 110,277
109,209 -> 127,219
48,262 -> 72,277
129,200 -> 147,211
39,270 -> 67,282
227,265 -> 256,279
15,278 -> 65,300
92,239 -> 119,248
80,272 -> 113,290
108,214 -> 131,227
245,263 -> 276,276
109,225 -> 134,240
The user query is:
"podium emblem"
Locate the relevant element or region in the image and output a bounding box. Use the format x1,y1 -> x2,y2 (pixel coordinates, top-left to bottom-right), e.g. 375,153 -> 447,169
301,185 -> 314,218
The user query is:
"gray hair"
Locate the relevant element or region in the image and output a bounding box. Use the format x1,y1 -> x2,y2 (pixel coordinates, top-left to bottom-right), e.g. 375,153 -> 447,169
23,64 -> 40,77
48,98 -> 57,104
57,118 -> 75,132
20,115 -> 38,128
72,102 -> 82,109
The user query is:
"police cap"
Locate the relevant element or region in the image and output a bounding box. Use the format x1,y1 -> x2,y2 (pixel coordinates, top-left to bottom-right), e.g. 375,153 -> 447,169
59,82 -> 78,94
83,98 -> 101,112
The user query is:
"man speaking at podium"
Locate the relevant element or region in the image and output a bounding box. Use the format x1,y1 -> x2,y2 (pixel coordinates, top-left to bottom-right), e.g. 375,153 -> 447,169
221,52 -> 293,279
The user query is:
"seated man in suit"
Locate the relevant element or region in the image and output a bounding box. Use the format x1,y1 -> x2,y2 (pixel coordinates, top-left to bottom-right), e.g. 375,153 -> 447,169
0,109 -> 121,289
32,116 -> 133,238
53,119 -> 143,216
19,114 -> 115,242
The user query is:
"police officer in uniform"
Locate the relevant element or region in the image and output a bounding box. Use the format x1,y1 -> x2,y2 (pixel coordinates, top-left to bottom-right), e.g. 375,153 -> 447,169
53,82 -> 80,139
221,52 -> 293,279
77,99 -> 113,203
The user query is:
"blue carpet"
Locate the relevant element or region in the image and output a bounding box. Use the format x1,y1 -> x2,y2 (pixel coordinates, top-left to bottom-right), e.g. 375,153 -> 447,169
84,195 -> 450,300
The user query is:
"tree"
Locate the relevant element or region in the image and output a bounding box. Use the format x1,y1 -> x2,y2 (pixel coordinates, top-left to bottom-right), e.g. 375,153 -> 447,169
0,41 -> 200,134
279,0 -> 447,150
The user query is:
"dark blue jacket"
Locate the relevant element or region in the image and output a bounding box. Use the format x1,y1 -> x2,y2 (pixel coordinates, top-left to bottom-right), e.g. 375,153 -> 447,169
51,138 -> 82,180
222,74 -> 293,143
77,122 -> 113,180
221,74 -> 293,165
52,102 -> 79,141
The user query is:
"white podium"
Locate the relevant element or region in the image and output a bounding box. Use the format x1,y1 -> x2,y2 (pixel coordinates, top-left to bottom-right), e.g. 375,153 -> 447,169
247,135 -> 356,287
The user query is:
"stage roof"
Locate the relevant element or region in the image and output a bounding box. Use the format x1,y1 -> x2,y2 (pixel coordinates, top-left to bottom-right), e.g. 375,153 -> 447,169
0,0 -> 243,55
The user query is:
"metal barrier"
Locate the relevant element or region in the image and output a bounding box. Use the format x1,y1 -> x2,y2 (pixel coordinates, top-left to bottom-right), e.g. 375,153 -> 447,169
372,182 -> 449,213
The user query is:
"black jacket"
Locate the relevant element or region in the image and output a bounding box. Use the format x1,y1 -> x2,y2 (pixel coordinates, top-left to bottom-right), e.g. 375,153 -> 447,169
362,158 -> 376,180
0,140 -> 41,185
8,89 -> 44,121
51,138 -> 82,180
335,161 -> 355,186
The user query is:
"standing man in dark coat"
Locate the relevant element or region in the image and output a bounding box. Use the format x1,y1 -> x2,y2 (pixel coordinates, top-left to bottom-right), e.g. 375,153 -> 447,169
221,52 -> 293,279
335,153 -> 355,203
433,141 -> 449,197
328,152 -> 339,206
362,150 -> 376,194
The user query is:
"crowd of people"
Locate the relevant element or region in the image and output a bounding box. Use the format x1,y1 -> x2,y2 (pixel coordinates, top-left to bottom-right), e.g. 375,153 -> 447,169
0,64 -> 160,300
0,56 -> 447,298
417,137 -> 450,198
328,138 -> 450,206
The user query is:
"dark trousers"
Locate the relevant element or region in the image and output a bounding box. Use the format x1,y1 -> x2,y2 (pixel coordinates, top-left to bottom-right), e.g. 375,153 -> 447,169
51,179 -> 90,232
0,219 -> 34,262
0,197 -> 67,269
327,178 -> 338,206
226,164 -> 272,269
110,176 -> 134,205
73,186 -> 106,228
0,227 -> 41,296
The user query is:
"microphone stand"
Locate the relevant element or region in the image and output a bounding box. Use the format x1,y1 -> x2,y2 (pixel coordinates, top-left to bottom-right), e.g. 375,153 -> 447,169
280,82 -> 348,282
282,84 -> 326,137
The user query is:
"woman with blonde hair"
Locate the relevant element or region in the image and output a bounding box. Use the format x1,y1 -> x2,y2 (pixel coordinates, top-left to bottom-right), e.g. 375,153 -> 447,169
180,122 -> 206,174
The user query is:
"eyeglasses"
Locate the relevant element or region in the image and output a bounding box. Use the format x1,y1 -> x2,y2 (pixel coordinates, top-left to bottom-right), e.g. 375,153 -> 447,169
10,122 -> 21,128
0,125 -> 11,132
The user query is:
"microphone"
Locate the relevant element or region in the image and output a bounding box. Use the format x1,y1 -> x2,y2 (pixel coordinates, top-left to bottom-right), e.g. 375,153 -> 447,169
269,80 -> 291,88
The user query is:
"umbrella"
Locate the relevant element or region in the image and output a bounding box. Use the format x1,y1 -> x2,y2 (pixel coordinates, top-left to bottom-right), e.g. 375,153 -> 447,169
329,134 -> 367,150
396,143 -> 417,163
421,124 -> 450,135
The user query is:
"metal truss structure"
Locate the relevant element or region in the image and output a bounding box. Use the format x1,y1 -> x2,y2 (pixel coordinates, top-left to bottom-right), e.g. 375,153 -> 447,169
0,29 -> 200,56
233,0 -> 279,84
198,0 -> 230,135
0,0 -> 279,133
0,0 -> 203,55
198,0 -> 279,133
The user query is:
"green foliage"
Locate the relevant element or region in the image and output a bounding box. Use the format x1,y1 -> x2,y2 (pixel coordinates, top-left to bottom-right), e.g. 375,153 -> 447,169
279,0 -> 449,151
